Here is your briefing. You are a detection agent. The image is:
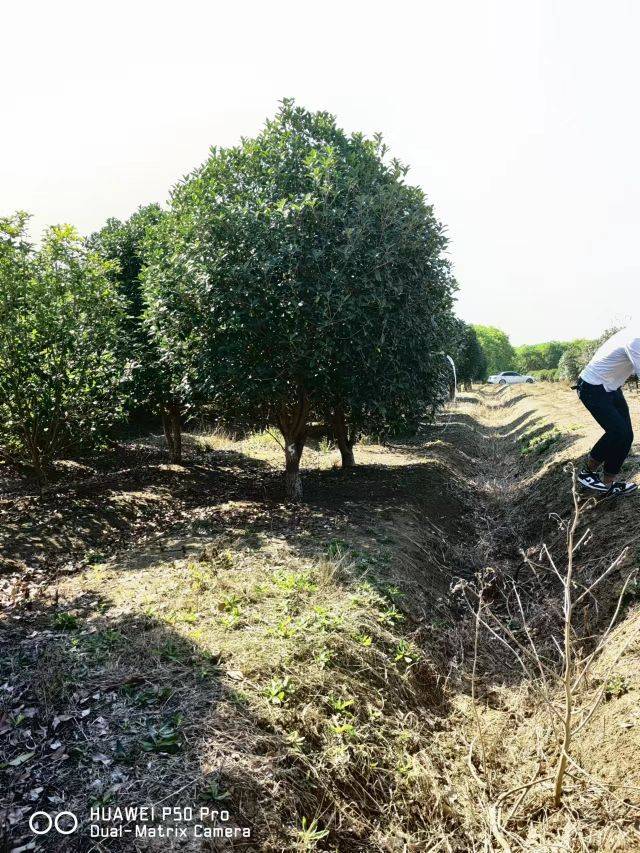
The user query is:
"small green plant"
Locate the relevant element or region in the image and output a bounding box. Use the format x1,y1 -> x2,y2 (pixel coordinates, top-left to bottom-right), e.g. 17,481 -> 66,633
327,694 -> 354,714
218,593 -> 242,628
356,633 -> 373,647
174,610 -> 199,625
122,684 -> 172,707
189,563 -> 216,593
604,674 -> 629,701
326,539 -> 349,560
314,648 -> 334,669
272,569 -> 316,593
394,640 -> 417,665
396,754 -> 413,776
378,605 -> 404,625
266,676 -> 292,705
318,436 -> 333,455
220,610 -> 241,629
286,730 -> 305,752
329,720 -> 357,738
384,585 -> 403,599
52,612 -> 79,631
519,427 -> 563,456
215,550 -> 235,571
295,816 -> 329,850
158,640 -> 188,663
219,593 -> 241,612
201,779 -> 231,803
141,717 -> 183,754
274,618 -> 297,639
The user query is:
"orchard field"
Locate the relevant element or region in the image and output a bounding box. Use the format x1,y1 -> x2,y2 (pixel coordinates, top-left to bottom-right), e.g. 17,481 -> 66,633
1,102 -> 639,851
2,382 -> 640,851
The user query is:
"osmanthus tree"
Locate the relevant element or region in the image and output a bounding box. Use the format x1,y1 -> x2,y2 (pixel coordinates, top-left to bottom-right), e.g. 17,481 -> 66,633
451,320 -> 487,389
143,101 -> 456,497
88,205 -> 187,462
0,214 -> 125,478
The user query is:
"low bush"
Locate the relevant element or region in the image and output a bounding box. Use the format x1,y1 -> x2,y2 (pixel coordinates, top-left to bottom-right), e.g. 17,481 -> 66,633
530,369 -> 559,382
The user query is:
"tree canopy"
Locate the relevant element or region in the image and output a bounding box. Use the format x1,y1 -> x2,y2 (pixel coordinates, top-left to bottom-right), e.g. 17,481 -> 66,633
473,325 -> 515,376
143,100 -> 457,496
514,341 -> 568,373
452,320 -> 487,387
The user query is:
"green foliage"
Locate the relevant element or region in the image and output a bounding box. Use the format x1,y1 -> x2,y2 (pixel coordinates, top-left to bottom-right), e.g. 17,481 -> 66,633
515,341 -> 568,373
51,612 -> 80,631
0,214 -> 125,476
451,319 -> 487,384
519,427 -> 563,456
473,325 -> 515,376
555,328 -> 622,383
141,717 -> 183,754
529,369 -> 559,382
88,204 -> 164,412
143,100 -> 456,496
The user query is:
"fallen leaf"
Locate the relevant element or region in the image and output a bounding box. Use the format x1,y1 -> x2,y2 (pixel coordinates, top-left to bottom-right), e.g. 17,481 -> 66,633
9,751 -> 35,767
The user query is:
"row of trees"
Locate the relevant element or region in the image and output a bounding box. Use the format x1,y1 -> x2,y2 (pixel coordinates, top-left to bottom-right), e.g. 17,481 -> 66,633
469,331 -> 622,382
512,333 -> 621,382
1,101 -> 463,499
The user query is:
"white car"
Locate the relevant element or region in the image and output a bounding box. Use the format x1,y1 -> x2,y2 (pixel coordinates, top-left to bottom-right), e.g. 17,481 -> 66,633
487,371 -> 536,385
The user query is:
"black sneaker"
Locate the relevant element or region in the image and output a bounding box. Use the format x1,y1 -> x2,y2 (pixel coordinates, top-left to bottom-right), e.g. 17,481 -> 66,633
603,481 -> 638,498
577,469 -> 608,492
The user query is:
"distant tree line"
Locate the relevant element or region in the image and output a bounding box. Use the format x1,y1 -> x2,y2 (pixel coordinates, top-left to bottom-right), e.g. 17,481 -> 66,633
463,325 -> 630,385
1,101 -> 462,499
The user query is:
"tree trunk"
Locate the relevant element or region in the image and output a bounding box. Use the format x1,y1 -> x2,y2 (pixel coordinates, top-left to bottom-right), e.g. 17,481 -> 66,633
277,389 -> 309,502
332,408 -> 356,467
170,406 -> 182,463
284,441 -> 303,501
162,410 -> 174,460
25,434 -> 46,483
162,404 -> 182,464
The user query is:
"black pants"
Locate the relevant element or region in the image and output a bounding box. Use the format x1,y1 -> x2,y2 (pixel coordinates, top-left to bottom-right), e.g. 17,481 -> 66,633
577,379 -> 634,476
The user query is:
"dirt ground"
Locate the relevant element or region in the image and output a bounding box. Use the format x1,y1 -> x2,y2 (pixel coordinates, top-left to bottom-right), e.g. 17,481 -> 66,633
1,383 -> 639,851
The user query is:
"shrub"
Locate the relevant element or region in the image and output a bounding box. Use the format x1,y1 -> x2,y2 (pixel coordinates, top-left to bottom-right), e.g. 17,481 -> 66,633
530,369 -> 559,382
451,320 -> 487,388
0,214 -> 125,477
89,205 -> 187,462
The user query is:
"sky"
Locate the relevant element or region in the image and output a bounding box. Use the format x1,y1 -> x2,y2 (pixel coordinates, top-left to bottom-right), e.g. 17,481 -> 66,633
3,0 -> 640,345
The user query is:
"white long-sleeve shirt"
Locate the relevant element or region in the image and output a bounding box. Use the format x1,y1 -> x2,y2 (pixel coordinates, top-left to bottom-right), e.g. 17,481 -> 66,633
580,327 -> 640,392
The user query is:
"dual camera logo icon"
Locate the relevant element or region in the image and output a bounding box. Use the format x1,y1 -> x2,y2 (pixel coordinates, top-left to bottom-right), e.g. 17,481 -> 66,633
29,811 -> 78,835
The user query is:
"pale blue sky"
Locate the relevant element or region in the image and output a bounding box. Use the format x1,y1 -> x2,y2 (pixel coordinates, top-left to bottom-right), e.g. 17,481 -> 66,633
3,0 -> 639,344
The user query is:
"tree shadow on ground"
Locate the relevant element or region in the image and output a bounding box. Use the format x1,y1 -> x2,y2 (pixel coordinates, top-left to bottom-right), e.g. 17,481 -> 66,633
1,591 -> 262,852
1,547 -> 451,853
0,448 -> 275,573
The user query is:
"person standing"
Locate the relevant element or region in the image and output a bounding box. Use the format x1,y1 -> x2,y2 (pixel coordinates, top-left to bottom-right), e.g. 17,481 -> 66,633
576,327 -> 639,496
